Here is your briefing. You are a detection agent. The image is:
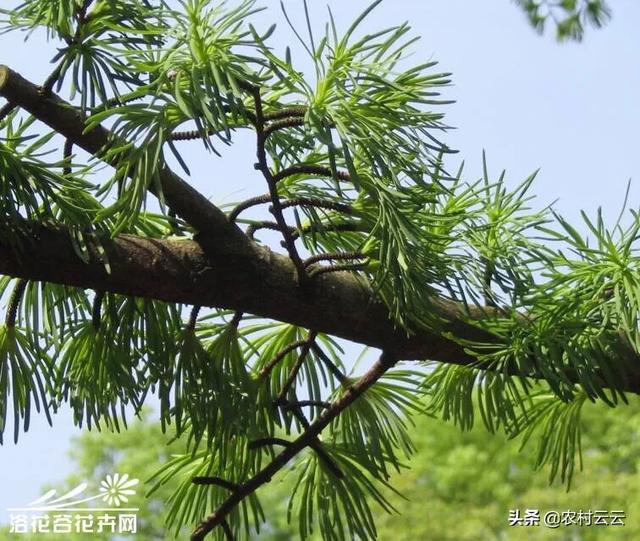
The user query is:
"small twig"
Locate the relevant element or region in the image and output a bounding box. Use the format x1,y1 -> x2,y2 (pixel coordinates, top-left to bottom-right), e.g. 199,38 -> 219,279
169,128 -> 209,142
482,257 -> 497,308
264,117 -> 305,138
245,220 -> 293,240
308,262 -> 369,279
6,279 -> 27,328
169,109 -> 257,141
259,339 -> 309,379
63,138 -> 73,177
248,437 -> 290,450
272,164 -> 351,184
228,194 -> 271,222
91,91 -> 145,112
77,0 -> 94,22
303,252 -> 366,269
264,106 -> 307,121
231,195 -> 353,223
186,305 -> 201,332
91,290 -> 105,331
248,220 -> 363,242
230,311 -> 243,328
279,197 -> 354,215
290,222 -> 363,240
169,126 -> 234,142
221,520 -> 234,541
282,400 -> 331,411
275,331 -> 318,404
252,87 -> 308,284
40,61 -> 66,95
192,477 -> 239,492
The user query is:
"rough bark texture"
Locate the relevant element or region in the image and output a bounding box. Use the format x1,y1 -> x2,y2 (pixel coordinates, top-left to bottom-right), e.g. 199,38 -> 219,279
1,64 -> 639,394
0,220 -> 491,365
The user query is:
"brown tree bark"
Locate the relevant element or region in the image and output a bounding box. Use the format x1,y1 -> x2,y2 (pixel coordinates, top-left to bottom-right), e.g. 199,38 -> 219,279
1,64 -> 639,394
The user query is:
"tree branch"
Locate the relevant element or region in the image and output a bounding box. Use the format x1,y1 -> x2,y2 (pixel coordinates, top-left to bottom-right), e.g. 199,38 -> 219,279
1,219 -> 639,394
1,66 -> 639,396
275,331 -> 317,404
192,477 -> 239,492
91,290 -> 104,331
251,86 -> 308,284
248,437 -> 290,450
228,194 -> 272,223
5,278 -> 27,328
259,339 -> 310,380
191,352 -> 398,541
0,65 -> 251,255
272,164 -> 351,184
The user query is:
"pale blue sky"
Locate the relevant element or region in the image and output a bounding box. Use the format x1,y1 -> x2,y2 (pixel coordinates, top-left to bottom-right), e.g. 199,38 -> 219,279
1,0 -> 639,526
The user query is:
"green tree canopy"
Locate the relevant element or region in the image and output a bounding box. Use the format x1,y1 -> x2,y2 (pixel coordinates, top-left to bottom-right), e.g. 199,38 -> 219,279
3,399 -> 638,540
0,1 -> 633,540
514,0 -> 611,41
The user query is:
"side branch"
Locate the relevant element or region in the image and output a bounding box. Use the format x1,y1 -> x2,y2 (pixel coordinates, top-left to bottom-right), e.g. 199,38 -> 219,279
192,477 -> 239,491
272,164 -> 351,184
191,352 -> 398,541
251,86 -> 308,284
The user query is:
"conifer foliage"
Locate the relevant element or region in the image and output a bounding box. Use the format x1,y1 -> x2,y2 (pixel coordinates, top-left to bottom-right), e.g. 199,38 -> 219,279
0,1 -> 630,540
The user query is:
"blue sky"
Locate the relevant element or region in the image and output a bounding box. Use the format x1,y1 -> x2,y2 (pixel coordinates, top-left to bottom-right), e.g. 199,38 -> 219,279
1,0 -> 639,526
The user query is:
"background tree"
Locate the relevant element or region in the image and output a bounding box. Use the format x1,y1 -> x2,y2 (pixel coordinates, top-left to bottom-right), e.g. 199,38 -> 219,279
0,410 -> 191,541
513,0 -> 611,41
2,399 -> 638,541
0,1 -> 635,540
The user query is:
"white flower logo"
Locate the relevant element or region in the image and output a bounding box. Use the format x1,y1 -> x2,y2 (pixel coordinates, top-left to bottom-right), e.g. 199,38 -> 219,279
99,473 -> 139,507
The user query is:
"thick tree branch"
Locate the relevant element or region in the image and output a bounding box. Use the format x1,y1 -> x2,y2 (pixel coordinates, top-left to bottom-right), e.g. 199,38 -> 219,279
1,221 -> 638,394
1,66 -> 639,395
0,221 -> 485,361
0,65 -> 251,255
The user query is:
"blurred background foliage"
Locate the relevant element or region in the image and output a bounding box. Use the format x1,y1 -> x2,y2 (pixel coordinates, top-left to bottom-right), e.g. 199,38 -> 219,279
2,397 -> 638,540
